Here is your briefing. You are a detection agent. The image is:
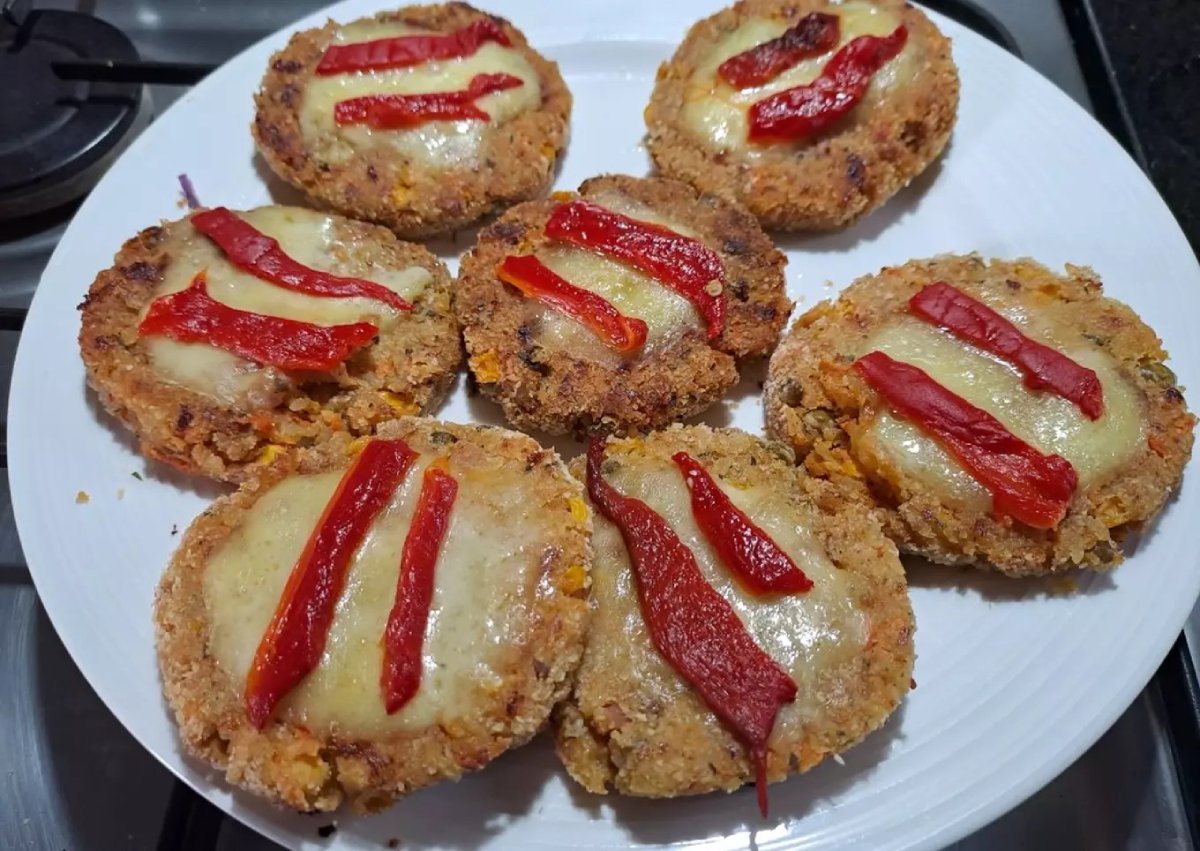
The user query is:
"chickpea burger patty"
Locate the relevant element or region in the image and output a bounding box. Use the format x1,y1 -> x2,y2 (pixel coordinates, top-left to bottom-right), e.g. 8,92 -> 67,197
456,174 -> 791,436
645,0 -> 958,232
554,425 -> 914,803
79,205 -> 460,482
155,418 -> 592,812
253,3 -> 572,239
764,254 -> 1195,575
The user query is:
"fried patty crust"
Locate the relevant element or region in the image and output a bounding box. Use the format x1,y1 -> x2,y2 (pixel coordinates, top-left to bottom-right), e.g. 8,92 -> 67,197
456,174 -> 791,436
555,425 -> 914,801
79,207 -> 461,483
764,255 -> 1195,575
646,0 -> 958,231
155,418 -> 592,812
253,3 -> 572,239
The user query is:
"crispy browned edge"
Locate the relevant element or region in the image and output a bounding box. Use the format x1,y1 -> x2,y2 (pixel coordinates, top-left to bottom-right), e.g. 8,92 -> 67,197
154,417 -> 592,813
455,174 -> 792,436
645,0 -> 959,232
554,424 -> 914,799
78,208 -> 462,484
763,254 -> 1196,576
253,2 -> 572,239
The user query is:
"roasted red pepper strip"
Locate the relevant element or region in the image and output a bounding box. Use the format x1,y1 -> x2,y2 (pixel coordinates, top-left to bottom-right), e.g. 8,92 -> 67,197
545,200 -> 726,340
382,459 -> 457,714
190,207 -> 412,311
587,440 -> 796,817
673,452 -> 813,595
718,12 -> 840,89
333,72 -> 523,129
748,26 -> 908,142
909,282 -> 1104,420
139,272 -> 377,372
855,351 -> 1079,529
316,18 -> 510,75
496,254 -> 648,354
245,439 -> 418,729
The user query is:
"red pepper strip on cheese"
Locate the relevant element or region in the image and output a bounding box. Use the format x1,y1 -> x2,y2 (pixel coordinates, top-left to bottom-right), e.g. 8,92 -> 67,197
587,439 -> 797,817
333,72 -> 524,129
381,458 -> 458,714
855,351 -> 1079,529
748,26 -> 908,142
545,200 -> 726,340
139,272 -> 378,372
244,439 -> 419,729
909,282 -> 1104,420
497,254 -> 648,354
718,12 -> 840,89
315,18 -> 511,75
672,452 -> 813,595
190,207 -> 412,311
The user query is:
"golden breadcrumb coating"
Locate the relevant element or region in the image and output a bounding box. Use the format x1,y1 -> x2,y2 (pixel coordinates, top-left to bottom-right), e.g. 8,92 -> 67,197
155,418 -> 592,812
456,174 -> 791,436
646,0 -> 958,231
764,254 -> 1195,575
253,3 -> 571,239
554,424 -> 914,800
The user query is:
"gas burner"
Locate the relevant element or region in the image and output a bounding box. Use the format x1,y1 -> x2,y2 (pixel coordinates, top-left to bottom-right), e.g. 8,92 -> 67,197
0,8 -> 149,221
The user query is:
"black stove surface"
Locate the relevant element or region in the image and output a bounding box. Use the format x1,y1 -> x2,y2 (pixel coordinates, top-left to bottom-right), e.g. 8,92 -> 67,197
1070,0 -> 1200,250
0,8 -> 143,218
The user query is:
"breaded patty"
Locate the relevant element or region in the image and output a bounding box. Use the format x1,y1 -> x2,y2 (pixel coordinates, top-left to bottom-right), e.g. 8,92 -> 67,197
645,0 -> 958,231
155,418 -> 592,812
253,3 -> 571,239
764,255 -> 1195,575
79,205 -> 460,483
554,425 -> 914,801
456,174 -> 791,436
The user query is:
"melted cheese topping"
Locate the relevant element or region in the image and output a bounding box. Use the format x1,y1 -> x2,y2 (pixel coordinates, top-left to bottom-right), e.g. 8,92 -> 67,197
203,456 -> 554,735
300,21 -> 542,170
589,452 -> 867,738
531,193 -> 706,366
584,189 -> 702,238
143,342 -> 291,411
856,315 -> 1145,510
682,2 -> 919,154
144,206 -> 432,407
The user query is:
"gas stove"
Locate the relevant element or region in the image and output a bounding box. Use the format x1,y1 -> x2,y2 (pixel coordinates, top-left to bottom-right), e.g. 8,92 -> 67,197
2,2 -> 1197,849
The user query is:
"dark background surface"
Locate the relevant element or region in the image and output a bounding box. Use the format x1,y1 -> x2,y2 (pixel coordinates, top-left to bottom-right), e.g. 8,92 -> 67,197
1072,0 -> 1199,246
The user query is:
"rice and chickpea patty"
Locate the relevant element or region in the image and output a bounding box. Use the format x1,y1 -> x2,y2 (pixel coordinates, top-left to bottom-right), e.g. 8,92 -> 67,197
253,3 -> 571,239
154,418 -> 592,812
554,425 -> 914,800
645,0 -> 958,232
455,174 -> 792,436
764,254 -> 1195,576
78,205 -> 461,483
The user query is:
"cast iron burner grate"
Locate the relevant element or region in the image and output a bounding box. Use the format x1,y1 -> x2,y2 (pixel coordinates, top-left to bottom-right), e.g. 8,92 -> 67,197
0,5 -> 143,220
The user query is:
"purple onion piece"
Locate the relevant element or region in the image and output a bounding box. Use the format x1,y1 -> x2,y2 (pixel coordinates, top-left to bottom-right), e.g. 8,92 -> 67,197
178,174 -> 201,210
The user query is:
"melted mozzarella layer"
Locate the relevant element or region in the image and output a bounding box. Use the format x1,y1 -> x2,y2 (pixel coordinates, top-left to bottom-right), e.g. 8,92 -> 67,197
142,340 -> 290,412
301,21 -> 542,169
145,206 -> 431,407
856,315 -> 1145,509
203,457 -> 553,735
682,2 -> 919,153
584,189 -> 702,238
589,452 -> 867,738
531,194 -> 706,366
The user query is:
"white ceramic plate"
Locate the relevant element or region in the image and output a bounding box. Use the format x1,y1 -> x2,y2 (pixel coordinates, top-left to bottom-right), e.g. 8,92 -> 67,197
11,1 -> 1200,849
